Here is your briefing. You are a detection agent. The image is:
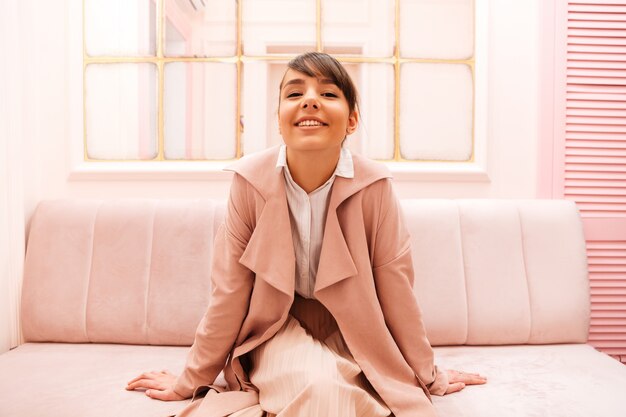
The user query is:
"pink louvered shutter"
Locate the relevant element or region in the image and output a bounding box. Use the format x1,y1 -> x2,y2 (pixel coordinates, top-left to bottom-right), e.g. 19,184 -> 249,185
552,0 -> 626,364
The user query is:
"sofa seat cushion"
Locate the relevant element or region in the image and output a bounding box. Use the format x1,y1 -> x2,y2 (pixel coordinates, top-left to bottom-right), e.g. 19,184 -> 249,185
432,343 -> 626,417
0,343 -> 197,417
1,342 -> 625,417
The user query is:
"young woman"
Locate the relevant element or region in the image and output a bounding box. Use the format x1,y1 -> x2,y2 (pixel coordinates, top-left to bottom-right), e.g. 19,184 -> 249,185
127,52 -> 487,417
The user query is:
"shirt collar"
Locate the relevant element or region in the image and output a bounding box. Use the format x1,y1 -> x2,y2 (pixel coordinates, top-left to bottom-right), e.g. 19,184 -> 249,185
275,144 -> 354,179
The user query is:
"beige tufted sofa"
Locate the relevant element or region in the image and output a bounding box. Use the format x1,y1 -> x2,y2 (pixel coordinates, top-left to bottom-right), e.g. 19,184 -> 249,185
1,199 -> 625,417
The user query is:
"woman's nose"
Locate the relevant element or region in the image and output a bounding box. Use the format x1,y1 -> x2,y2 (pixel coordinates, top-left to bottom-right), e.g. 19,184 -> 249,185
301,93 -> 319,110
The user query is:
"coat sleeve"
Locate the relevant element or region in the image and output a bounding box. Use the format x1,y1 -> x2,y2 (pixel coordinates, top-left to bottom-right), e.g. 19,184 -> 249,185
371,178 -> 448,396
173,173 -> 255,398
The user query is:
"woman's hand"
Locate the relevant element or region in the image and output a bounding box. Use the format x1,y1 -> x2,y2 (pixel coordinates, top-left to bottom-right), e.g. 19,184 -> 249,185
444,369 -> 487,394
125,370 -> 186,401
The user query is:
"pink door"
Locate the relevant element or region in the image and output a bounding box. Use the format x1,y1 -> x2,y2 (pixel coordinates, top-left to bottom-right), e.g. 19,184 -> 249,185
540,0 -> 626,364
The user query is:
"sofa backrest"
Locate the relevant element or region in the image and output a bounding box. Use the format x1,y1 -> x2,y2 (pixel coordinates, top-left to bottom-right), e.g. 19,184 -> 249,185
404,200 -> 589,345
21,199 -> 589,346
22,200 -> 225,346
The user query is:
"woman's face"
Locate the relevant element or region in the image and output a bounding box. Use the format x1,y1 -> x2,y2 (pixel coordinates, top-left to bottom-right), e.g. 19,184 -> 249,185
278,69 -> 358,153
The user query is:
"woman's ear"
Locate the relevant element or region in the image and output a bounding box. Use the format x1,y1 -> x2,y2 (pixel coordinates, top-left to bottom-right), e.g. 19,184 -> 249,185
346,110 -> 359,135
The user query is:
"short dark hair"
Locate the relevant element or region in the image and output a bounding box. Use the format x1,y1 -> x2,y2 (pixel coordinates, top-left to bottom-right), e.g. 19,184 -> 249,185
280,52 -> 359,114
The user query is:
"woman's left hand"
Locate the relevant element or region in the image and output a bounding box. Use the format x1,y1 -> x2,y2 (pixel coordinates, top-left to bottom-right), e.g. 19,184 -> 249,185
445,369 -> 488,394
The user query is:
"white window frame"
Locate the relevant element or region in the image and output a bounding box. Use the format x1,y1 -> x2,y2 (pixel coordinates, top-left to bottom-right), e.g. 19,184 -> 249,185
68,0 -> 490,183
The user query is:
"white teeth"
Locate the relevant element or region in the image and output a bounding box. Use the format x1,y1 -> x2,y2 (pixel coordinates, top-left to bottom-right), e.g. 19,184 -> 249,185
297,120 -> 323,127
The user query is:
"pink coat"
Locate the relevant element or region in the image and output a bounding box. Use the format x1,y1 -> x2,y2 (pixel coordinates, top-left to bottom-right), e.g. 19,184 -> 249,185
173,146 -> 448,417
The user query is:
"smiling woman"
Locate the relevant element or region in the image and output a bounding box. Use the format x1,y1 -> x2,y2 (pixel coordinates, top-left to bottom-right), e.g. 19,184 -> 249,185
278,69 -> 358,147
276,54 -> 359,192
126,52 -> 487,417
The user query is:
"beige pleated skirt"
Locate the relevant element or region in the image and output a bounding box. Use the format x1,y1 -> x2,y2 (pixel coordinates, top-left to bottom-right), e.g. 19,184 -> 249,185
229,296 -> 392,417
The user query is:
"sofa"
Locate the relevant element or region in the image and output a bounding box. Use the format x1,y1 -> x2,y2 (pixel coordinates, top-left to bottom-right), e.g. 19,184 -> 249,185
1,198 -> 625,417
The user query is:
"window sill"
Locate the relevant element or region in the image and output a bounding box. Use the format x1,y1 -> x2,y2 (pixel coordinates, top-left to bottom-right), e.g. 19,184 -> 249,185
68,160 -> 490,182
385,161 -> 490,182
68,161 -> 235,181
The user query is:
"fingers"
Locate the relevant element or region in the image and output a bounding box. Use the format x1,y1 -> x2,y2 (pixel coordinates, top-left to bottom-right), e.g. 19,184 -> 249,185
126,370 -> 176,387
460,372 -> 481,377
445,382 -> 465,394
127,371 -> 159,386
126,379 -> 167,391
457,373 -> 488,385
126,371 -> 185,402
468,375 -> 488,385
447,369 -> 488,385
146,389 -> 170,401
146,388 -> 184,402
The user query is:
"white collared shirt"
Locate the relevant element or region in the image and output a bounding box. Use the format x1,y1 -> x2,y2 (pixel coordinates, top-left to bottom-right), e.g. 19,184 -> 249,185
276,145 -> 354,299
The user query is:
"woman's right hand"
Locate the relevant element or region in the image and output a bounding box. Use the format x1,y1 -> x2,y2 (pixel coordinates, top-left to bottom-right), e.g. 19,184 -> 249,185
126,370 -> 186,401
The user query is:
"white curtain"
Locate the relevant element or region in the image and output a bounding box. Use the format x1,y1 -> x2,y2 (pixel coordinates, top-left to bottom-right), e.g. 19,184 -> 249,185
0,0 -> 25,354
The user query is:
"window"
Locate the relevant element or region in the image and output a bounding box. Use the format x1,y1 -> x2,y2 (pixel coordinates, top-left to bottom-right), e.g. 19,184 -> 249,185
82,0 -> 476,164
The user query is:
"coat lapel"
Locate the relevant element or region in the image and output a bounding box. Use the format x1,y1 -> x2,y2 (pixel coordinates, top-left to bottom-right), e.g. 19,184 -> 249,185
226,148 -> 296,297
314,156 -> 392,294
238,192 -> 295,296
314,176 -> 358,293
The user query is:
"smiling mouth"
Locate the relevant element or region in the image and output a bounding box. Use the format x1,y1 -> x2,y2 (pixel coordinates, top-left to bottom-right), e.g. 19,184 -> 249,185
295,120 -> 328,127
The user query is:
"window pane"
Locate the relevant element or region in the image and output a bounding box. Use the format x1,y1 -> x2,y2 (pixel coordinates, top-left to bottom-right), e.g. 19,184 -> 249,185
242,61 -> 394,160
85,64 -> 157,160
242,0 -> 316,55
400,63 -> 473,161
322,0 -> 395,57
345,63 -> 394,160
85,0 -> 156,56
400,0 -> 473,59
164,0 -> 237,57
241,60 -> 287,155
163,63 -> 237,160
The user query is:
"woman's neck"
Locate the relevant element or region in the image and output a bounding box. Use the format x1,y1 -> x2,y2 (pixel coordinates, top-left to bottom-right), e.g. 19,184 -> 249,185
285,146 -> 341,194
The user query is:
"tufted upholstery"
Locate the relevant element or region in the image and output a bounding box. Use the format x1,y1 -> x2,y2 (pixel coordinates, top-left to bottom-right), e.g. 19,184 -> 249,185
405,199 -> 589,346
22,199 -> 224,346
5,198 -> 626,417
21,199 -> 589,347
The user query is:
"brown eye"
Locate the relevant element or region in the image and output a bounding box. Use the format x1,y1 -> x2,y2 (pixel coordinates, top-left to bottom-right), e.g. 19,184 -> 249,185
287,92 -> 302,98
322,92 -> 338,98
